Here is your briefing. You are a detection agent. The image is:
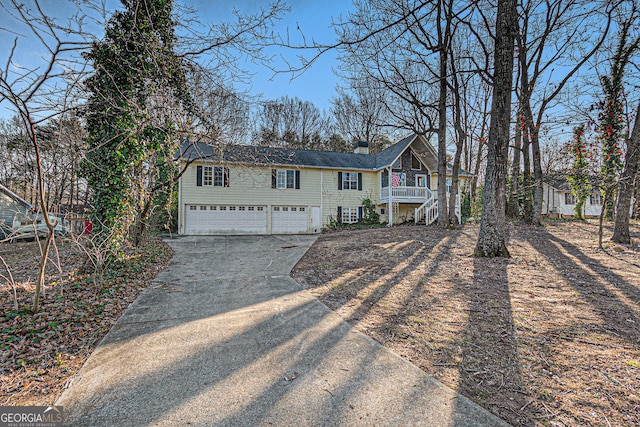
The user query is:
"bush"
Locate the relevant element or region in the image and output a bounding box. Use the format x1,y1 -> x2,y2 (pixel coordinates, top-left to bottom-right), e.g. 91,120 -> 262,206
360,198 -> 380,224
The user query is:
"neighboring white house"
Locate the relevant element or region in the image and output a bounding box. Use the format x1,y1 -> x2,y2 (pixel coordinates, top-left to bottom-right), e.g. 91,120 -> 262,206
542,174 -> 603,218
176,134 -> 472,235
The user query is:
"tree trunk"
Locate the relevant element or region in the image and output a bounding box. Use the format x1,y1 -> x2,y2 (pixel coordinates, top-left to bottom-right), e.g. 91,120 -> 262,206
507,105 -> 522,218
634,177 -> 640,219
29,121 -> 56,314
448,148 -> 462,225
598,191 -> 608,249
436,0 -> 450,227
612,101 -> 640,244
471,135 -> 484,204
530,118 -> 543,226
521,123 -> 532,223
474,0 -> 516,258
449,41 -> 465,226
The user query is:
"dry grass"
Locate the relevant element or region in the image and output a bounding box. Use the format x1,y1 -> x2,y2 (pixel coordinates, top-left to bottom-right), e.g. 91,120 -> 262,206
292,220 -> 640,426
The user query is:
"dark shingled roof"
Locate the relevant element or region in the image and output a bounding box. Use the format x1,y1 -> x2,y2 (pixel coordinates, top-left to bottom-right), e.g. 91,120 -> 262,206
375,134 -> 416,168
543,173 -> 600,192
177,134 -> 416,171
176,133 -> 473,176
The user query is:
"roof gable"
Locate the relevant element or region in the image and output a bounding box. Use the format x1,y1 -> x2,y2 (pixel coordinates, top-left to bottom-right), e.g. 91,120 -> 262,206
374,134 -> 417,168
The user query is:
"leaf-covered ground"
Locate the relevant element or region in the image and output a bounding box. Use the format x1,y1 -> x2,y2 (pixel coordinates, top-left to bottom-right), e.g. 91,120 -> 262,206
0,237 -> 172,406
292,220 -> 640,427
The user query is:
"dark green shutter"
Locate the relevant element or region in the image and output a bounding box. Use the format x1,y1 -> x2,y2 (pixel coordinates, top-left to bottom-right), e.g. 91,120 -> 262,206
337,206 -> 342,222
357,173 -> 362,191
358,207 -> 363,220
196,165 -> 203,186
272,169 -> 277,188
338,172 -> 343,190
295,170 -> 301,189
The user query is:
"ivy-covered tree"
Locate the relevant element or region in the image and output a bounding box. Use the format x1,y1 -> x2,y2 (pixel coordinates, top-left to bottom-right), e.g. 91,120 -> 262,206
567,126 -> 591,220
597,7 -> 640,221
81,0 -> 194,250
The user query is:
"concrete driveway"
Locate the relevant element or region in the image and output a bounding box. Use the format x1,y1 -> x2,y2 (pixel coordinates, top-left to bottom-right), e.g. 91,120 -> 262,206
57,235 -> 509,426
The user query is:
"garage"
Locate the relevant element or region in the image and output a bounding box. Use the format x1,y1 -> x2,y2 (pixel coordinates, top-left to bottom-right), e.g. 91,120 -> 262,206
271,206 -> 309,234
184,205 -> 267,234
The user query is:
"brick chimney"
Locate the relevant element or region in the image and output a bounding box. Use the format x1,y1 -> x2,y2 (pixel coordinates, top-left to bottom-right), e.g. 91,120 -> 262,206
353,140 -> 369,155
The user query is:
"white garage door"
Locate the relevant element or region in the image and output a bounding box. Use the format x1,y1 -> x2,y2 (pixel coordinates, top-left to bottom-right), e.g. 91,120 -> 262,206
271,206 -> 308,234
184,205 -> 267,234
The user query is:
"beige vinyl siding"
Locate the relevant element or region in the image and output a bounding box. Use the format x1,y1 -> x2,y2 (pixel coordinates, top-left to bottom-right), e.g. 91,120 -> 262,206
321,170 -> 379,225
180,162 -> 382,231
180,162 -> 324,233
181,163 -> 322,206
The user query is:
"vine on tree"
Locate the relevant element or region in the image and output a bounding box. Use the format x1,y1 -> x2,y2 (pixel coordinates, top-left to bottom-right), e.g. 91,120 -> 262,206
81,0 -> 194,251
567,126 -> 592,220
597,53 -> 628,221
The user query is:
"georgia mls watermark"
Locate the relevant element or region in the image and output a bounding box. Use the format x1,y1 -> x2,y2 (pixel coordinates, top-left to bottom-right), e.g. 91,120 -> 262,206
0,406 -> 63,427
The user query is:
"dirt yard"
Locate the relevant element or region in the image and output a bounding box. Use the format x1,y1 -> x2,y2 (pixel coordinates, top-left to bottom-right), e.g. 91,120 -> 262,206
292,220 -> 640,427
0,237 -> 172,406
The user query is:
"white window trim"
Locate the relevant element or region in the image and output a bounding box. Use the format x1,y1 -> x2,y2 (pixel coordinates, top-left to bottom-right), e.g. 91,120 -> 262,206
203,166 -> 213,186
203,165 -> 225,187
276,169 -> 296,189
342,207 -> 359,224
342,172 -> 358,190
214,167 -> 224,187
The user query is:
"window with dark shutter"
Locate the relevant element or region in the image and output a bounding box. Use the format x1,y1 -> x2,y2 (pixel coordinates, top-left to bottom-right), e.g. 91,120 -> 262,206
223,167 -> 230,187
196,165 -> 203,186
273,169 -> 299,189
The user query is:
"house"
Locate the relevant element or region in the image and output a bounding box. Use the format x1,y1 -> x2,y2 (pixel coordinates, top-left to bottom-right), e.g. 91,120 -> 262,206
176,134 -> 472,235
0,184 -> 32,238
542,174 -> 602,218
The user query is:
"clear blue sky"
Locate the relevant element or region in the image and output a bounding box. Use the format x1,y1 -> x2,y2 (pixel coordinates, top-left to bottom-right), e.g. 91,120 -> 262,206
0,0 -> 350,120
188,0 -> 351,111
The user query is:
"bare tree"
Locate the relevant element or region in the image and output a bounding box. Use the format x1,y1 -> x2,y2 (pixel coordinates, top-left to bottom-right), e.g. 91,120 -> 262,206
612,101 -> 640,243
254,96 -> 332,149
0,0 -> 94,312
512,0 -> 614,225
331,76 -> 392,152
474,0 -> 517,258
187,69 -> 251,144
335,0 -> 477,227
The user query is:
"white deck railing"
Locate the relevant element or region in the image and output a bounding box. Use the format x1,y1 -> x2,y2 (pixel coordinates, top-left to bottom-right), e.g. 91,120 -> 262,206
380,186 -> 432,201
414,193 -> 461,225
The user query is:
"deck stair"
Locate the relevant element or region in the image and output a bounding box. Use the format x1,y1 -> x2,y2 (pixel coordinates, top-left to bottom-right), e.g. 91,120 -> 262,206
414,194 -> 438,225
